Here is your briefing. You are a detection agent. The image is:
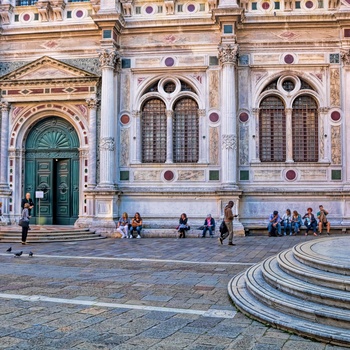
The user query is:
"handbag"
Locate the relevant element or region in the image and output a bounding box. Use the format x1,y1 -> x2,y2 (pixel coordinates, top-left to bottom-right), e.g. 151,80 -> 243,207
219,220 -> 228,234
19,219 -> 29,228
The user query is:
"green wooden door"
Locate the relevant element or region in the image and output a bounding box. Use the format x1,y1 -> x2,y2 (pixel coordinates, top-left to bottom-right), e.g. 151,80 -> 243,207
24,117 -> 80,225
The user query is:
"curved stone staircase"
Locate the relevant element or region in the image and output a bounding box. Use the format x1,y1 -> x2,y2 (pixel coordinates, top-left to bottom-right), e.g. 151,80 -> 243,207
228,237 -> 350,347
0,225 -> 104,243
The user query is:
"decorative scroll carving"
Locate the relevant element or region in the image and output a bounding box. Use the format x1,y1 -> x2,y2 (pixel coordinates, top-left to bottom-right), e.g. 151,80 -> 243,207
331,125 -> 341,165
98,50 -> 119,69
0,101 -> 10,112
208,0 -> 218,10
222,134 -> 237,150
328,0 -> 340,9
218,44 -> 239,65
164,0 -> 175,14
90,0 -> 100,13
100,137 -> 115,151
0,4 -> 13,25
86,98 -> 100,109
330,68 -> 340,107
341,50 -> 350,66
36,0 -> 53,22
120,0 -> 133,16
51,0 -> 66,21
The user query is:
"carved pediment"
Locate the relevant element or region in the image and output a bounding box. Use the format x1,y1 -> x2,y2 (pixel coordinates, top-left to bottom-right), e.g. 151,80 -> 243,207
0,56 -> 98,82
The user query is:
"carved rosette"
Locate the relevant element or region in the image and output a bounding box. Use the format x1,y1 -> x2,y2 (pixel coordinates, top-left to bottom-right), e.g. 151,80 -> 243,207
218,44 -> 239,65
341,50 -> 350,66
98,50 -> 119,69
86,98 -> 100,110
222,134 -> 237,150
100,137 -> 115,151
1,101 -> 10,112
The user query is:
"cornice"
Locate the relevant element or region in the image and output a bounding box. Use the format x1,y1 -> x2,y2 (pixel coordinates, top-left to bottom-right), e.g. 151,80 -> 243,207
0,77 -> 100,88
131,66 -> 209,74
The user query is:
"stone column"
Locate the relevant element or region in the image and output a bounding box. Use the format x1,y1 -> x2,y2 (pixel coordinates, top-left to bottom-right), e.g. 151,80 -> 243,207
218,43 -> 238,187
98,49 -> 118,189
165,110 -> 173,163
133,110 -> 142,164
285,108 -> 294,163
86,98 -> 99,189
0,102 -> 10,189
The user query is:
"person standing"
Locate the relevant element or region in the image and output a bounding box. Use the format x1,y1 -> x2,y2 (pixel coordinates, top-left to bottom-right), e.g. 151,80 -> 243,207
21,203 -> 30,245
317,205 -> 331,236
21,193 -> 34,216
201,214 -> 215,238
219,201 -> 235,246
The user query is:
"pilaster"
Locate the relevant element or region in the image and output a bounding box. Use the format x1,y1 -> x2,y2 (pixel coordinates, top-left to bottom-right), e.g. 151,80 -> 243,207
0,102 -> 10,190
133,110 -> 142,164
165,110 -> 173,164
285,108 -> 293,163
198,109 -> 207,163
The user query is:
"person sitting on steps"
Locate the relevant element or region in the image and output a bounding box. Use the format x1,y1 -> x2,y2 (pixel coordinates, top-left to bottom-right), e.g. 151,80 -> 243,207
178,213 -> 190,238
201,214 -> 215,238
267,210 -> 282,237
129,212 -> 143,239
303,207 -> 317,236
317,205 -> 330,236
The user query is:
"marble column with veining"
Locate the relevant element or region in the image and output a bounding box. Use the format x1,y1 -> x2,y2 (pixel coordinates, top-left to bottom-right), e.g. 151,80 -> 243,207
86,98 -> 99,188
98,49 -> 118,189
218,43 -> 238,186
285,108 -> 293,163
166,110 -> 173,164
0,102 -> 10,189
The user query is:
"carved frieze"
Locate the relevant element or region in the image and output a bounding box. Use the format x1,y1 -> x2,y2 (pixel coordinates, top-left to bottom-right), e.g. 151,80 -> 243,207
100,137 -> 115,151
341,50 -> 350,66
300,169 -> 327,180
134,170 -> 161,181
178,170 -> 205,181
330,68 -> 340,107
254,170 -> 281,181
218,44 -> 239,65
222,134 -> 237,150
331,125 -> 341,165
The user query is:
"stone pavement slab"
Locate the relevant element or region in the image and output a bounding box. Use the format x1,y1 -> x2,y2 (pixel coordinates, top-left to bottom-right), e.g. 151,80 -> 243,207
0,234 -> 349,349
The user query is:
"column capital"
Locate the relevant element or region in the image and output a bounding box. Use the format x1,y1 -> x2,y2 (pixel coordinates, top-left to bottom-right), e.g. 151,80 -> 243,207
285,108 -> 293,114
222,134 -> 237,150
132,110 -> 141,118
341,50 -> 350,66
1,101 -> 10,112
198,109 -> 206,117
86,98 -> 100,109
166,110 -> 174,118
218,44 -> 239,65
100,137 -> 115,151
98,49 -> 119,69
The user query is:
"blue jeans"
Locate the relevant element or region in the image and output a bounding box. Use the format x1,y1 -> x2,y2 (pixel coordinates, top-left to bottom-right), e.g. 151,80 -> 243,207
292,222 -> 300,234
202,226 -> 214,237
283,223 -> 292,235
305,221 -> 317,234
268,222 -> 281,236
129,226 -> 142,237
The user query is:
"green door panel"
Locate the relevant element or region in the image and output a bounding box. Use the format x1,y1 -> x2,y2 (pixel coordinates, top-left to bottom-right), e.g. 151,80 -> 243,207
24,117 -> 80,225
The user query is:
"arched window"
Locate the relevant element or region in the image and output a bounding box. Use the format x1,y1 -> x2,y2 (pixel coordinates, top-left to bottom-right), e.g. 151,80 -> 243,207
173,98 -> 199,163
141,98 -> 166,163
259,96 -> 286,162
292,95 -> 318,162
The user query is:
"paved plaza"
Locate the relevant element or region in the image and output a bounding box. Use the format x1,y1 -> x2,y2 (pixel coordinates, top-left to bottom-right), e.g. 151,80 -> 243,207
0,234 -> 349,350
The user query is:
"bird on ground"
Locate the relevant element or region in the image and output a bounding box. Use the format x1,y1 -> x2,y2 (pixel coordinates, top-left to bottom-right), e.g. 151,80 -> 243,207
6,247 -> 12,252
14,251 -> 23,257
29,252 -> 33,257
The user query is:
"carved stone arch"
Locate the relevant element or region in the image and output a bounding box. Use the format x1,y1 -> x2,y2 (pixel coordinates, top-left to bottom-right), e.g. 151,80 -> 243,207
256,91 -> 287,109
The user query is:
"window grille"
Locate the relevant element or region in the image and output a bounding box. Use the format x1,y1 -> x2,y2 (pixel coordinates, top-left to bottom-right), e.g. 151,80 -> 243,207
180,81 -> 193,92
16,0 -> 37,5
259,96 -> 286,162
164,82 -> 176,93
141,99 -> 167,163
282,80 -> 295,92
263,79 -> 278,92
292,96 -> 318,162
300,80 -> 315,91
173,98 -> 199,163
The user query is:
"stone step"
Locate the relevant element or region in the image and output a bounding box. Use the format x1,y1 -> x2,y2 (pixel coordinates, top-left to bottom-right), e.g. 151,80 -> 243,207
277,249 -> 350,291
262,255 -> 350,309
245,262 -> 350,330
228,272 -> 350,347
293,237 -> 350,275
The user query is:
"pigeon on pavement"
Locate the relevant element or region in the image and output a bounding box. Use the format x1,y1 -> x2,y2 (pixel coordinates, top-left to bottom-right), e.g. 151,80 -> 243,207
29,252 -> 34,257
6,247 -> 12,252
14,251 -> 23,257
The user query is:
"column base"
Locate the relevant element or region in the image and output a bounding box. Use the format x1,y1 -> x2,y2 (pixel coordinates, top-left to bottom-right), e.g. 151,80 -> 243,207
233,217 -> 245,237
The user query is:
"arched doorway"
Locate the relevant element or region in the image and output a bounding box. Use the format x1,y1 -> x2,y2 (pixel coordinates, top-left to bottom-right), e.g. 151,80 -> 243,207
25,117 -> 80,225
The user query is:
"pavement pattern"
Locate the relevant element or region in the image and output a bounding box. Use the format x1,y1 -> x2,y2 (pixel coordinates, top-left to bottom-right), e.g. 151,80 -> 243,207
0,233 -> 348,350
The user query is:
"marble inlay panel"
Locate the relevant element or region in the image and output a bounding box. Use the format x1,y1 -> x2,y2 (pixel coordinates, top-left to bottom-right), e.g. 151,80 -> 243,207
209,127 -> 219,165
254,170 -> 281,181
239,123 -> 249,166
209,70 -> 219,109
120,73 -> 130,111
120,129 -> 129,167
331,125 -> 341,165
253,54 -> 280,64
178,170 -> 205,181
134,170 -> 161,181
300,169 -> 327,180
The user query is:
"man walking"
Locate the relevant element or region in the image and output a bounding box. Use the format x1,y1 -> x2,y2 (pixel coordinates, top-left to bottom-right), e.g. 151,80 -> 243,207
219,201 -> 236,246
